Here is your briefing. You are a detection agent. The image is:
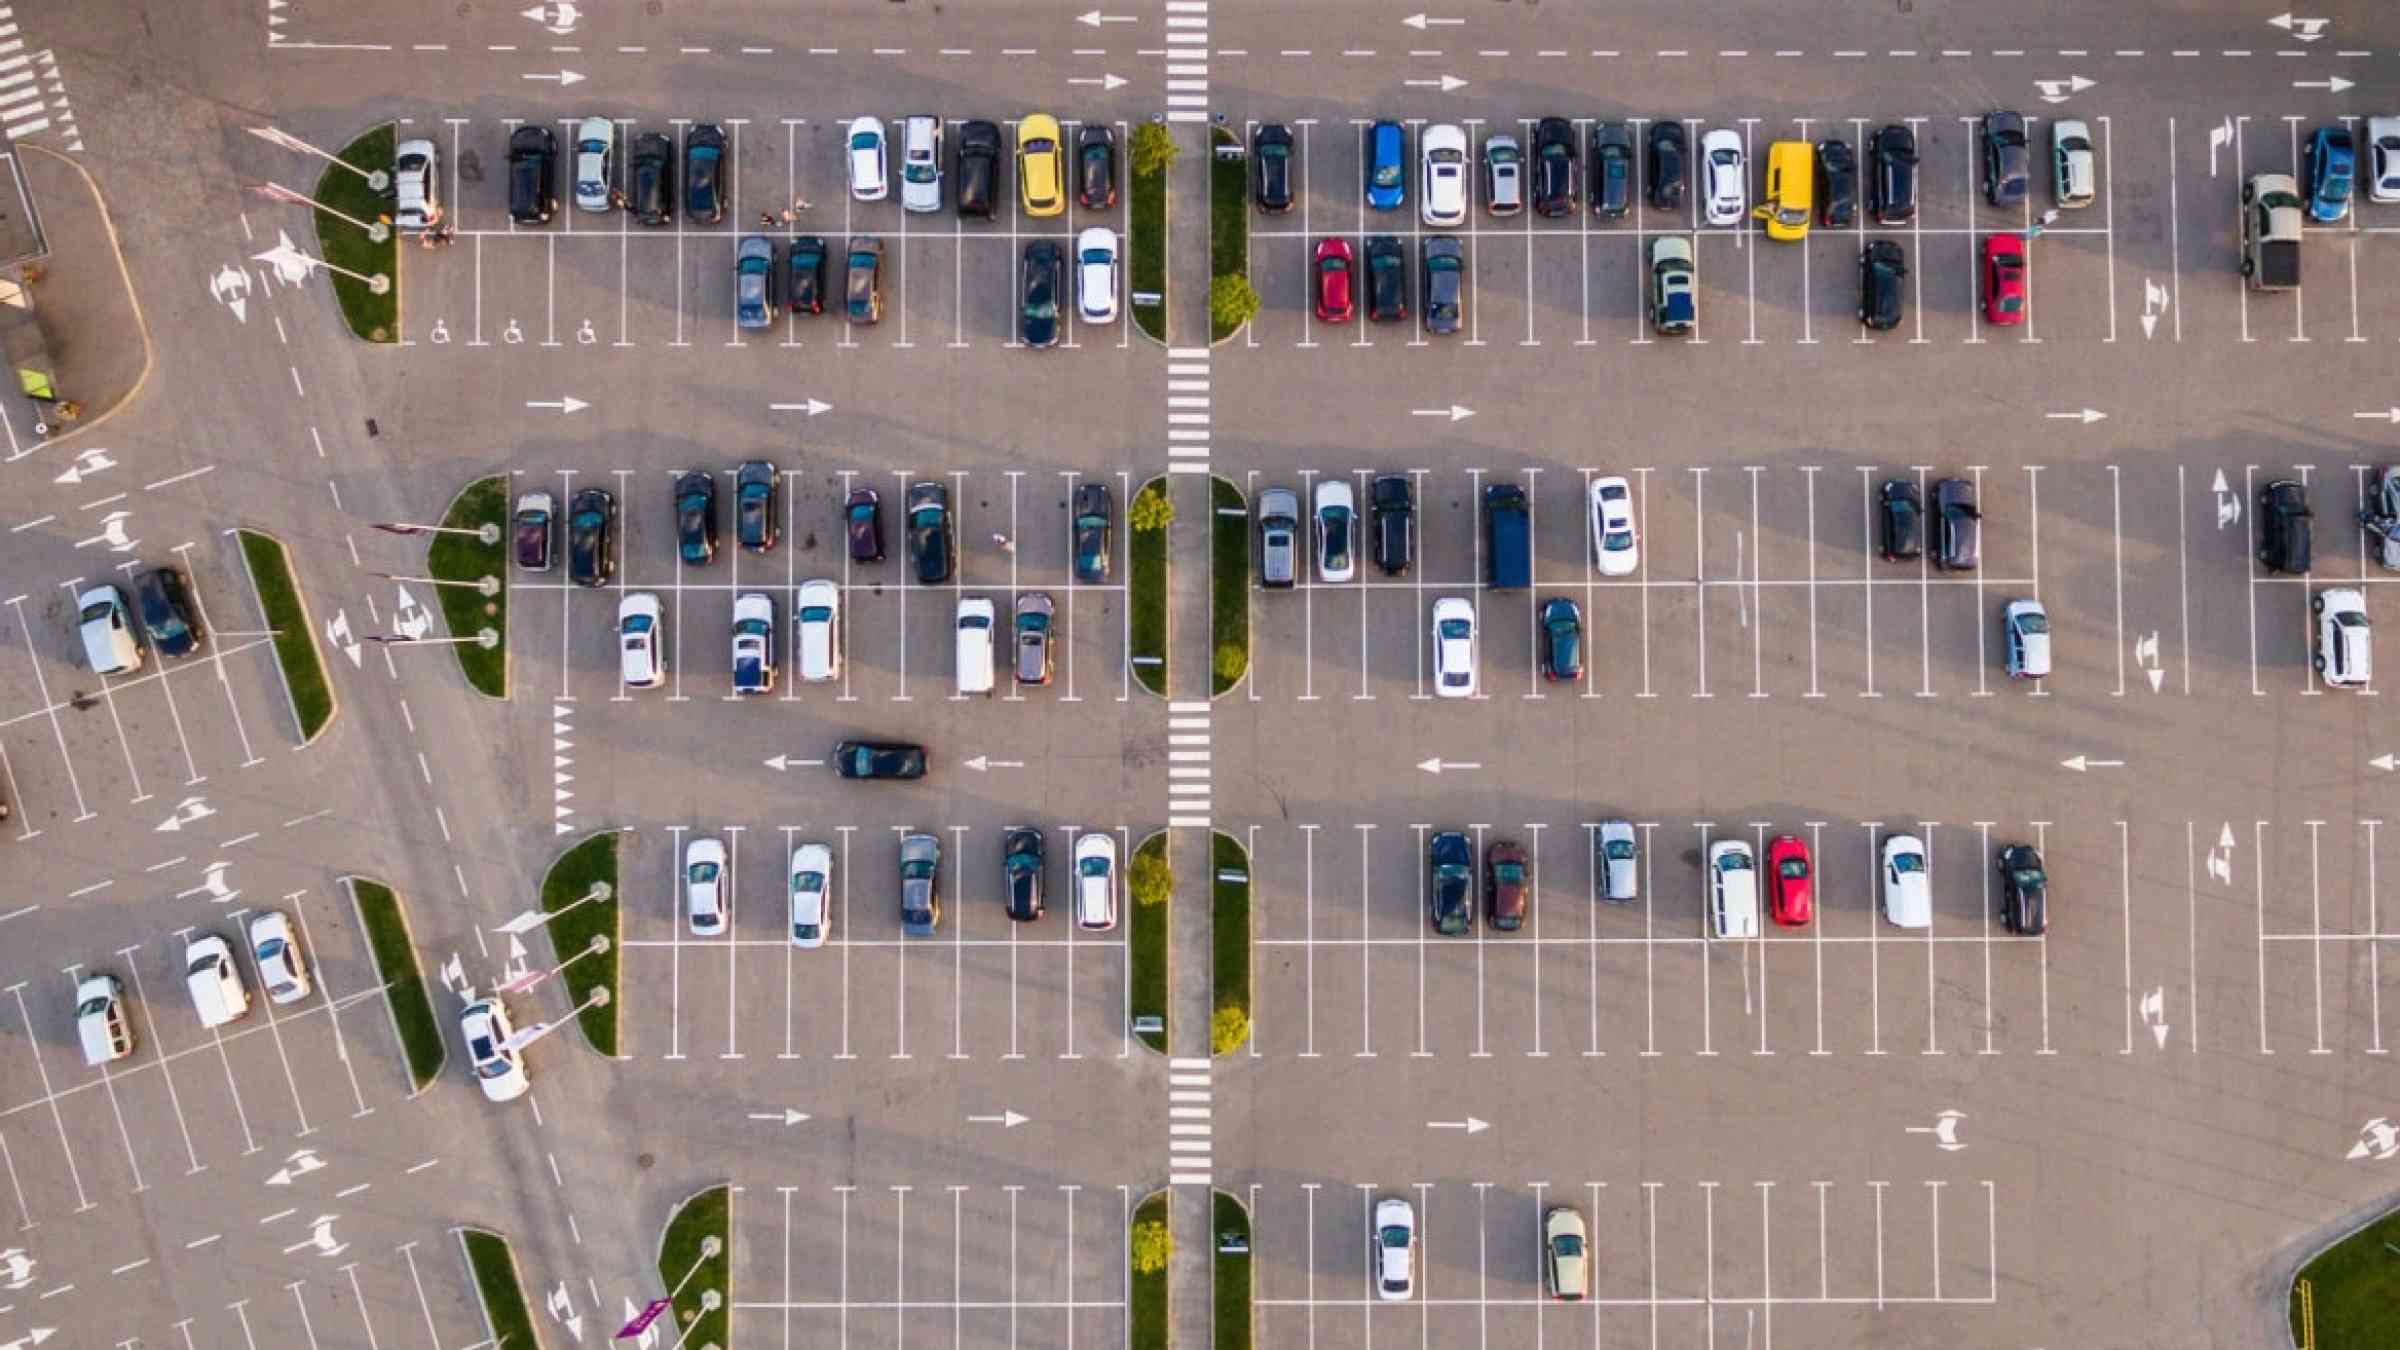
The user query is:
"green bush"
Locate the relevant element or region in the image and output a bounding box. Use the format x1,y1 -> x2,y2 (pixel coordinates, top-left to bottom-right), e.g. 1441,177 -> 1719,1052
1129,1191 -> 1170,1350
1132,122 -> 1179,177
1211,1005 -> 1248,1056
1130,847 -> 1173,907
1131,1213 -> 1171,1274
1209,273 -> 1260,338
1130,483 -> 1176,532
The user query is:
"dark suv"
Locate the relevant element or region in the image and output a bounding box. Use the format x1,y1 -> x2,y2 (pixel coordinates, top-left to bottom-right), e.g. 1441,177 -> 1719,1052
630,131 -> 675,226
1996,843 -> 2047,935
1877,479 -> 1922,561
2258,479 -> 2313,574
907,481 -> 954,584
735,460 -> 779,551
1370,474 -> 1414,575
1427,830 -> 1474,936
1869,123 -> 1917,224
674,470 -> 718,565
956,119 -> 1001,219
1932,478 -> 1980,570
508,125 -> 561,225
567,487 -> 616,587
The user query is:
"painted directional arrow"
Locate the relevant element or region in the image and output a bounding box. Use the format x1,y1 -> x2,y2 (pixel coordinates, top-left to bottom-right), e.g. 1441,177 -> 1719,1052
2293,76 -> 2354,93
52,447 -> 116,486
768,399 -> 833,416
1416,757 -> 1483,775
763,754 -> 825,771
0,1328 -> 56,1349
747,1109 -> 813,1125
1410,405 -> 1475,422
2268,12 -> 2330,40
525,396 -> 588,414
2353,408 -> 2400,424
2045,408 -> 2106,424
1076,8 -> 1137,24
522,69 -> 586,85
2060,755 -> 2125,771
1428,1117 -> 1489,1134
1402,74 -> 1470,92
967,1110 -> 1029,1128
2033,74 -> 2096,104
266,1148 -> 327,1186
2371,753 -> 2395,772
1402,12 -> 1465,26
1067,73 -> 1129,90
963,756 -> 1026,772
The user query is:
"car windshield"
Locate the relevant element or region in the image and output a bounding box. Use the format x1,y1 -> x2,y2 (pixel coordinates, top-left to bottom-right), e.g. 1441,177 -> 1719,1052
794,922 -> 820,940
1078,857 -> 1110,878
1380,1226 -> 1410,1247
1320,256 -> 1349,274
795,871 -> 825,892
905,159 -> 935,185
1891,853 -> 1925,874
1717,853 -> 1752,872
1779,859 -> 1808,879
579,139 -> 604,156
80,600 -> 111,622
1024,270 -> 1056,319
849,502 -> 876,523
1373,161 -> 1401,188
688,862 -> 719,885
1494,862 -> 1525,884
736,619 -> 769,640
1606,840 -> 1636,860
1077,512 -> 1108,533
1604,530 -> 1635,549
622,614 -> 653,635
76,995 -> 108,1017
849,132 -> 877,152
959,613 -> 989,631
901,858 -> 934,879
1554,1234 -> 1585,1256
1019,612 -> 1049,634
1427,254 -> 1460,273
800,604 -> 833,624
2016,611 -> 2049,634
1777,206 -> 1807,225
2013,868 -> 2044,888
1546,613 -> 1576,635
1321,510 -> 1349,552
258,937 -> 287,960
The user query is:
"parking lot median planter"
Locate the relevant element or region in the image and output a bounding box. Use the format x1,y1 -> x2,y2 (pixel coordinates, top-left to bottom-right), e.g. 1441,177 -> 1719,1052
1210,477 -> 1248,696
1128,830 -> 1171,1053
1209,126 -> 1251,343
428,475 -> 509,699
1129,1190 -> 1170,1350
1130,122 -> 1174,343
658,1184 -> 732,1350
1211,831 -> 1251,1056
343,877 -> 445,1093
235,528 -> 337,744
1213,1190 -> 1253,1350
540,831 -> 622,1058
2292,1204 -> 2400,1350
458,1229 -> 543,1350
314,122 -> 399,343
1129,476 -> 1170,697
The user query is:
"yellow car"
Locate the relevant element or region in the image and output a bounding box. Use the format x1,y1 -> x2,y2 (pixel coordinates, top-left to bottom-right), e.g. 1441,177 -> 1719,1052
1752,139 -> 1813,242
1018,113 -> 1065,217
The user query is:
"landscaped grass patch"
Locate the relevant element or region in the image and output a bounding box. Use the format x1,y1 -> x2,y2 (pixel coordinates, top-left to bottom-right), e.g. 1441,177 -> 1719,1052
1208,126 -> 1252,341
2293,1205 -> 2400,1350
312,122 -> 399,343
1130,123 -> 1172,342
658,1185 -> 731,1350
426,475 -> 509,699
1209,477 -> 1248,696
1128,831 -> 1170,1053
460,1230 -> 541,1350
1129,1191 -> 1170,1350
236,529 -> 336,743
1129,477 -> 1169,697
1210,831 -> 1250,1056
346,878 -> 445,1092
540,831 -> 621,1057
1213,1190 -> 1253,1350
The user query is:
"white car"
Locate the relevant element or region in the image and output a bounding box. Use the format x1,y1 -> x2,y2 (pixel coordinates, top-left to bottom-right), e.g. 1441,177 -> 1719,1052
1077,226 -> 1120,323
1073,831 -> 1119,931
2315,587 -> 2373,689
685,836 -> 727,936
796,578 -> 841,683
847,116 -> 889,201
461,999 -> 530,1103
394,137 -> 441,230
1881,834 -> 1932,929
1373,1196 -> 1416,1300
246,910 -> 313,1005
898,114 -> 943,213
1589,475 -> 1639,576
2002,598 -> 2051,679
1420,123 -> 1468,226
2049,119 -> 2096,209
1431,596 -> 1478,699
731,592 -> 776,695
573,115 -> 614,213
1314,479 -> 1357,583
1707,839 -> 1761,938
1701,128 -> 1747,226
2370,116 -> 2400,205
619,592 -> 664,688
789,842 -> 833,948
77,584 -> 142,675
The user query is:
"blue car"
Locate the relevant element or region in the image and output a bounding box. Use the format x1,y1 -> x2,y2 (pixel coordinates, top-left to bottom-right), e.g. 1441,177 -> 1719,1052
2306,125 -> 2354,223
1365,120 -> 1405,211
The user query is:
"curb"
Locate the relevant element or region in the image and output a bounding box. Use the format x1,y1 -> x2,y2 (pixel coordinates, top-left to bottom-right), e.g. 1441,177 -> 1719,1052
1132,825 -> 1172,1057
18,145 -> 156,455
431,474 -> 512,703
1131,475 -> 1171,699
654,1183 -> 734,1349
541,827 -> 627,1060
1208,474 -> 1250,701
454,1226 -> 546,1350
340,874 -> 443,1098
1208,828 -> 1252,1058
232,526 -> 341,748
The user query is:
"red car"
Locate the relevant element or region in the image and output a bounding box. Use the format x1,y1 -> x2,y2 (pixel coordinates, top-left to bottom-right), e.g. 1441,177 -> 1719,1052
1485,839 -> 1528,931
1767,835 -> 1812,927
1313,237 -> 1356,323
1981,233 -> 2026,327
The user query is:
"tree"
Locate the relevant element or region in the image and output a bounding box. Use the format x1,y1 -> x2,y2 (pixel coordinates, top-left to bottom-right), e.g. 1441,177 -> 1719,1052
1209,273 -> 1260,335
1129,846 -> 1173,908
1131,121 -> 1179,178
1129,484 -> 1174,533
1214,641 -> 1246,686
1131,1215 -> 1172,1274
1211,1004 -> 1249,1056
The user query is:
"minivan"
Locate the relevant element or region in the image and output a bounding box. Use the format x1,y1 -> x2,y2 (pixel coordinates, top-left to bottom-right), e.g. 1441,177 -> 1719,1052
955,595 -> 997,696
1753,140 -> 1813,241
184,934 -> 252,1029
74,973 -> 133,1066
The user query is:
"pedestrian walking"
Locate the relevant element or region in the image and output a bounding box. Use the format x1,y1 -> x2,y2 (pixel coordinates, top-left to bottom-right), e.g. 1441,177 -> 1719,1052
759,210 -> 777,230
992,532 -> 1015,555
778,208 -> 795,225
792,195 -> 813,213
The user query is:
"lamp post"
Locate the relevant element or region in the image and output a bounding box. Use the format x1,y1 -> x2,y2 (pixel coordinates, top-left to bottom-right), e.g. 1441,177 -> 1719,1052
249,181 -> 390,243
371,520 -> 503,545
363,630 -> 500,650
498,934 -> 611,1000
248,125 -> 390,193
495,882 -> 613,937
253,233 -> 390,295
367,569 -> 503,598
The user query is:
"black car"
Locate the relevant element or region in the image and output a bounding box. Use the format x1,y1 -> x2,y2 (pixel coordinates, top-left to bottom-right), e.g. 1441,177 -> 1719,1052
956,119 -> 1001,219
1002,827 -> 1045,921
1816,138 -> 1857,227
630,131 -> 675,226
1647,122 -> 1687,211
736,460 -> 779,552
1020,239 -> 1063,348
1428,830 -> 1475,936
833,740 -> 927,781
507,125 -> 560,225
567,487 -> 616,586
1253,122 -> 1294,212
787,235 -> 827,315
1859,239 -> 1907,331
1981,110 -> 2029,208
846,236 -> 884,324
1539,596 -> 1582,682
907,480 -> 954,584
1932,478 -> 1980,571
1072,482 -> 1114,583
1877,480 -> 1921,561
1422,236 -> 1463,335
684,122 -> 726,224
845,487 -> 886,563
1588,121 -> 1633,218
1531,117 -> 1576,216
674,470 -> 719,566
1996,844 -> 2047,936
1370,473 -> 1414,575
2258,479 -> 2313,575
1365,235 -> 1407,322
1076,125 -> 1117,210
132,566 -> 203,659
1869,123 -> 1918,225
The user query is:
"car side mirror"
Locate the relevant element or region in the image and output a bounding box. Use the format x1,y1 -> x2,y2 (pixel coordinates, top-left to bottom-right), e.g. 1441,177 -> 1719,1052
1751,205 -> 1771,221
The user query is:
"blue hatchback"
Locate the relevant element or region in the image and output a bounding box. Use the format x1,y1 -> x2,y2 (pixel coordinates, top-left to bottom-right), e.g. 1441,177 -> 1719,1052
2307,125 -> 2354,223
1365,121 -> 1406,211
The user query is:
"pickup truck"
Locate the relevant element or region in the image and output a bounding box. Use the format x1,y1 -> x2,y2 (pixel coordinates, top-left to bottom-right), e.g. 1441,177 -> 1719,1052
1484,483 -> 1531,590
2240,173 -> 2303,292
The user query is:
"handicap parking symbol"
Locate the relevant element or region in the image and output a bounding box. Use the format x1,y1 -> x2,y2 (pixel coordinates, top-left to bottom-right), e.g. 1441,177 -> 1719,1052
577,318 -> 597,346
503,319 -> 525,345
429,319 -> 452,345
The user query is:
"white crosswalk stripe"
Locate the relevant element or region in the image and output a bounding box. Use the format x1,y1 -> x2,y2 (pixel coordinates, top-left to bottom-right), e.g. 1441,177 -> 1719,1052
1166,1056 -> 1212,1184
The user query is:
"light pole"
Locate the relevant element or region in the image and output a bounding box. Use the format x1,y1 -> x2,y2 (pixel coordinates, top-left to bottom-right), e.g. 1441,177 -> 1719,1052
496,883 -> 613,937
254,232 -> 390,295
368,569 -> 503,598
372,520 -> 503,545
656,1236 -> 725,1350
248,124 -> 390,193
363,630 -> 500,650
499,934 -> 611,1000
249,181 -> 390,244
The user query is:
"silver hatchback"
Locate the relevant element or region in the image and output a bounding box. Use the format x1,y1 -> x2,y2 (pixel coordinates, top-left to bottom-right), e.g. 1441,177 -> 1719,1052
1259,487 -> 1300,588
1596,819 -> 1638,902
1014,591 -> 1055,686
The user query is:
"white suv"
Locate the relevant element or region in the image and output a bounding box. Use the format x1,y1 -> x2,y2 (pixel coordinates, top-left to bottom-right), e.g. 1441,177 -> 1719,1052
619,591 -> 664,689
848,116 -> 889,201
2315,587 -> 2373,688
796,579 -> 841,682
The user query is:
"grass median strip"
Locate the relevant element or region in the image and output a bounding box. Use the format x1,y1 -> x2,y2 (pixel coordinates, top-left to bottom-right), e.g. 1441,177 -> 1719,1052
1208,126 -> 1255,342
1128,830 -> 1170,1054
427,475 -> 509,699
314,122 -> 399,344
658,1184 -> 731,1350
1129,1190 -> 1169,1350
1129,476 -> 1169,697
1210,476 -> 1248,696
1213,1190 -> 1253,1350
540,831 -> 621,1058
1130,122 -> 1172,343
345,878 -> 444,1092
459,1229 -> 541,1350
2293,1206 -> 2400,1350
1211,831 -> 1251,1056
235,528 -> 336,744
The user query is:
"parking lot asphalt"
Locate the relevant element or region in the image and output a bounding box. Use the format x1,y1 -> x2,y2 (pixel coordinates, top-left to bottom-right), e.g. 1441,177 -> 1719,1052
1,1 -> 2398,1347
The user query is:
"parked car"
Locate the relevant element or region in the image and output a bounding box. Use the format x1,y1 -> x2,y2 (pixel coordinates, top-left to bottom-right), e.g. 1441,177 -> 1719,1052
1314,237 -> 1356,322
1073,831 -> 1119,931
1017,113 -> 1065,216
132,565 -> 203,659
1314,479 -> 1357,583
1014,592 -> 1055,686
846,236 -> 885,324
907,480 -> 954,584
787,235 -> 828,315
836,740 -> 929,781
74,973 -> 132,1066
1859,239 -> 1907,331
2306,124 -> 2356,223
1422,236 -> 1464,334
1420,122 -> 1468,226
568,487 -> 616,586
735,234 -> 779,329
508,124 -> 560,224
1880,834 -> 1932,929
2050,118 -> 2095,209
789,842 -> 832,947
1982,111 -> 2029,206
1486,839 -> 1529,931
1076,124 -> 1117,209
795,578 -> 840,683
2370,116 -> 2400,205
1996,843 -> 2047,935
1073,482 -> 1115,582
1532,117 -> 1576,216
460,999 -> 529,1102
1767,835 -> 1813,927
1259,487 -> 1300,588
844,486 -> 886,563
1366,120 -> 1406,210
1374,1197 -> 1417,1300
1544,1206 -> 1589,1301
76,584 -> 140,675
1078,227 -> 1119,323
2368,466 -> 2400,571
1816,137 -> 1856,227
2314,587 -> 2373,689
1596,819 -> 1638,903
1590,475 -> 1639,575
1877,479 -> 1922,561
1647,122 -> 1687,210
736,460 -> 779,551
2003,598 -> 2051,678
899,832 -> 942,935
1254,122 -> 1294,212
1701,129 -> 1747,225
394,137 -> 441,230
1589,121 -> 1634,217
1932,478 -> 1980,570
1869,122 -> 1917,224
1754,139 -> 1812,240
618,592 -> 664,688
1002,827 -> 1045,922
514,490 -> 556,571
247,910 -> 312,1004
1431,596 -> 1477,699
1370,473 -> 1413,575
1020,238 -> 1063,348
1539,597 -> 1582,681
956,119 -> 1001,219
1427,831 -> 1474,935
674,470 -> 719,566
2257,478 -> 2312,574
848,115 -> 889,200
1483,133 -> 1524,216
1981,233 -> 2026,326
573,115 -> 614,213
1650,235 -> 1695,336
685,122 -> 726,223
685,837 -> 727,935
629,131 -> 674,226
730,592 -> 775,695
1708,839 -> 1761,939
900,114 -> 944,213
1365,235 -> 1408,321
2241,173 -> 2305,291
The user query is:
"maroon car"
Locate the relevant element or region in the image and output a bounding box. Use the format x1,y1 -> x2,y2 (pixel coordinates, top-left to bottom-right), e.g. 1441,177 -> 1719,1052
1485,840 -> 1528,931
844,487 -> 885,563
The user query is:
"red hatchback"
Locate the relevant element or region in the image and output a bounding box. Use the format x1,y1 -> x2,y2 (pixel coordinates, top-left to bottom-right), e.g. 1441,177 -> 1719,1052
1485,839 -> 1529,931
1767,835 -> 1813,927
1981,233 -> 2026,327
1313,237 -> 1356,323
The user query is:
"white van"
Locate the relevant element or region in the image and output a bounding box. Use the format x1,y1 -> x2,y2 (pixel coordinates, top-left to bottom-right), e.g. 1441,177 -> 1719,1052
184,934 -> 252,1030
1707,840 -> 1760,938
955,595 -> 996,696
74,973 -> 133,1066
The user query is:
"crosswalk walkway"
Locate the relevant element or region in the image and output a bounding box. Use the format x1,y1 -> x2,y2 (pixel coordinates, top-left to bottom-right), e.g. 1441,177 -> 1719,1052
0,11 -> 79,151
1166,1055 -> 1212,1185
1167,700 -> 1209,828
